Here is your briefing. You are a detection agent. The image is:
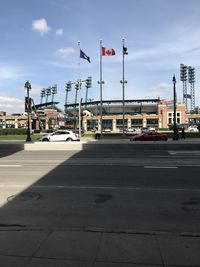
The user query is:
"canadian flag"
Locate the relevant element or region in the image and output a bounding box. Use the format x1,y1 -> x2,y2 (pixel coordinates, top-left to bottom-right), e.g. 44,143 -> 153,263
102,47 -> 116,56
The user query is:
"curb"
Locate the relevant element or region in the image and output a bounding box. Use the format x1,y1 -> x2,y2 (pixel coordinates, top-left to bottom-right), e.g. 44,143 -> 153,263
1,140 -> 200,151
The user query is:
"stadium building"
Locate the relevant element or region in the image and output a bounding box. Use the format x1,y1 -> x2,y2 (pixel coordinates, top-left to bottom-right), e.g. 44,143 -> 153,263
65,98 -> 200,132
1,98 -> 200,131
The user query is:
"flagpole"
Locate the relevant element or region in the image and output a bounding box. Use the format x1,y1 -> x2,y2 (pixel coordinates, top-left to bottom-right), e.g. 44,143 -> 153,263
78,41 -> 81,139
120,38 -> 128,136
98,39 -> 104,137
122,38 -> 125,136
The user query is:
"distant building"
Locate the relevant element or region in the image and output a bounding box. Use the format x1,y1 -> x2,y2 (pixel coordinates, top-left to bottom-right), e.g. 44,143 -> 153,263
65,98 -> 200,131
1,98 -> 200,131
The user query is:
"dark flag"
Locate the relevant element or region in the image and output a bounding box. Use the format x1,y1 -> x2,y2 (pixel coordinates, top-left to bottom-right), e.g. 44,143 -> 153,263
123,46 -> 128,55
80,49 -> 91,63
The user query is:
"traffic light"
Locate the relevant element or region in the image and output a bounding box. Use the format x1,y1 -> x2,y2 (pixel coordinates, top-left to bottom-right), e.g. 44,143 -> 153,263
66,81 -> 72,91
86,76 -> 92,88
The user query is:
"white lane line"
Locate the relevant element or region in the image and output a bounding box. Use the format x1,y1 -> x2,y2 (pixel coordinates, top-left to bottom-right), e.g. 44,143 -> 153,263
0,184 -> 199,192
0,165 -> 22,168
144,166 -> 178,169
150,155 -> 200,158
168,151 -> 200,155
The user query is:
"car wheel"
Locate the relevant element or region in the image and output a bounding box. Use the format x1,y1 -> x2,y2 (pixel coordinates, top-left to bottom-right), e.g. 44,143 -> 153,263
66,137 -> 73,142
42,138 -> 49,142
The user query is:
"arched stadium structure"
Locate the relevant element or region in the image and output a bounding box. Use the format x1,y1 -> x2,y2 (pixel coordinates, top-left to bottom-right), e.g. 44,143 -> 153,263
64,98 -> 196,132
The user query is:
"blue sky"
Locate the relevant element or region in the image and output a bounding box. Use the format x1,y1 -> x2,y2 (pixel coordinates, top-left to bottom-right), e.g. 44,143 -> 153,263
0,0 -> 200,114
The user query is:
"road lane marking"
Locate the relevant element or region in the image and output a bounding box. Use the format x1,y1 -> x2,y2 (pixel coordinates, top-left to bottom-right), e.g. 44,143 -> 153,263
0,165 -> 22,168
1,184 -> 200,192
151,155 -> 200,158
144,166 -> 178,169
168,151 -> 200,155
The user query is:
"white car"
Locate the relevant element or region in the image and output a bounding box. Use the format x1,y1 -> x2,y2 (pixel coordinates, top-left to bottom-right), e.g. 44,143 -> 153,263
40,130 -> 80,142
125,128 -> 134,133
103,128 -> 111,133
142,127 -> 155,133
187,126 -> 199,132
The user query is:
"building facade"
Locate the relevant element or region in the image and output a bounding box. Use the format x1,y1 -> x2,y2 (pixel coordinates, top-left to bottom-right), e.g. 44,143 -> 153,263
81,101 -> 200,132
1,99 -> 200,131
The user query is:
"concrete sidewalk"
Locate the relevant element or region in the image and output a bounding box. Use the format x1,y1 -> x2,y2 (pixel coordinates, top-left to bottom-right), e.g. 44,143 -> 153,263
0,228 -> 200,266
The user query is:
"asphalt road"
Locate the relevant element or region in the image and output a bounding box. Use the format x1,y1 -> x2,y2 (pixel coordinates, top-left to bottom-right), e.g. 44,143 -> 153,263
0,148 -> 200,234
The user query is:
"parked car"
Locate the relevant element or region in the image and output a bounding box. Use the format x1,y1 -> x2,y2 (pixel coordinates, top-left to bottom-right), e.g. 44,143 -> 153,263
103,128 -> 111,133
187,126 -> 199,132
130,132 -> 168,141
125,128 -> 134,133
40,130 -> 80,142
142,127 -> 155,133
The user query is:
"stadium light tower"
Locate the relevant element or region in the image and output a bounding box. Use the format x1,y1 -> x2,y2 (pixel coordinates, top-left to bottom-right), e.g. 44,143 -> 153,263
180,64 -> 188,111
40,89 -> 46,104
45,86 -> 51,104
65,81 -> 72,113
51,84 -> 57,106
85,76 -> 92,105
188,66 -> 195,112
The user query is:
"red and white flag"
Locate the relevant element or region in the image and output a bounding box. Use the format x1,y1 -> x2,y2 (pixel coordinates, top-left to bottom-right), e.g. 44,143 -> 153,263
102,47 -> 116,56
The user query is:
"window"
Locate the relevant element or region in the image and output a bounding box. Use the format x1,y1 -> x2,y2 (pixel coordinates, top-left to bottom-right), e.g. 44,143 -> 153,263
102,119 -> 112,129
146,118 -> 158,125
131,119 -> 143,125
87,120 -> 97,129
116,119 -> 127,127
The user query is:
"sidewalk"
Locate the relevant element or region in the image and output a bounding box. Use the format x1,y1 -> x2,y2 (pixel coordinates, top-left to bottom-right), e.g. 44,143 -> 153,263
1,138 -> 200,151
0,228 -> 200,266
25,138 -> 200,151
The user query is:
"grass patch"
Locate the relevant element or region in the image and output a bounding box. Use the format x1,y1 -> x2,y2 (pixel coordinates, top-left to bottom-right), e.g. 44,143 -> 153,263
0,134 -> 43,141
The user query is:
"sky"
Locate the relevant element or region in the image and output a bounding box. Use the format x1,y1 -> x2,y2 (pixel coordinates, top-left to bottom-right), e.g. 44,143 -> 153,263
0,0 -> 200,114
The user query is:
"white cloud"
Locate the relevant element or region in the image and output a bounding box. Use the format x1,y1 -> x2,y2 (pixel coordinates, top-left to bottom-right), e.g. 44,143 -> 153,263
0,66 -> 23,80
151,83 -> 168,92
113,23 -> 200,72
55,28 -> 63,36
30,84 -> 43,96
32,18 -> 51,35
55,47 -> 75,58
0,95 -> 24,114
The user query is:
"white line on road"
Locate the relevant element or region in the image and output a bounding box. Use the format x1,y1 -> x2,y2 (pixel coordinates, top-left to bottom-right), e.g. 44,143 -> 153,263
0,184 -> 200,192
144,166 -> 178,169
0,165 -> 22,168
168,151 -> 200,155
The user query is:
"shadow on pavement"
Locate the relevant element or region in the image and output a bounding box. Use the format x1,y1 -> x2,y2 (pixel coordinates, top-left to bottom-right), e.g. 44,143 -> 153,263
0,144 -> 200,266
0,143 -> 24,158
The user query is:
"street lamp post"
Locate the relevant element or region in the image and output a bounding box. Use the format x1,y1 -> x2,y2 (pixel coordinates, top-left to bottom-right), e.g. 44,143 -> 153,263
24,80 -> 32,142
172,75 -> 179,140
